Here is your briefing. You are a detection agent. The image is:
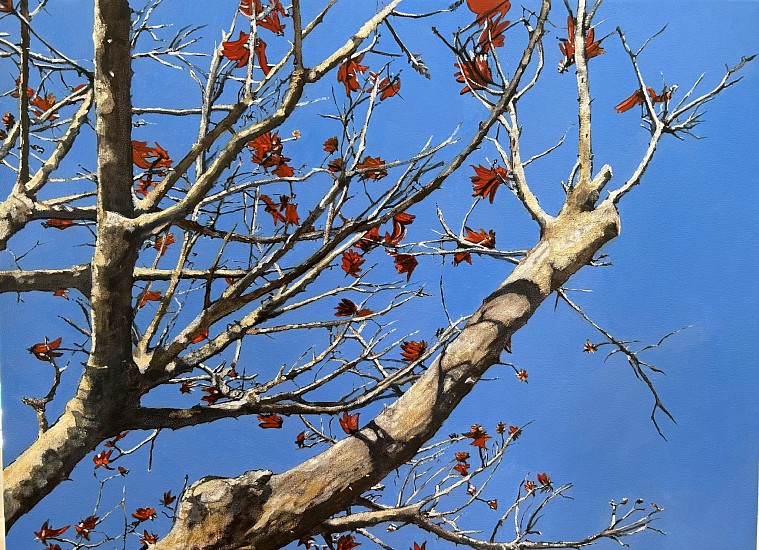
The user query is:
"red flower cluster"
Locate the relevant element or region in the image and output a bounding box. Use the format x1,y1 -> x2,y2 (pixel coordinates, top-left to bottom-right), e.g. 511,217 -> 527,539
558,16 -> 605,74
248,132 -> 294,177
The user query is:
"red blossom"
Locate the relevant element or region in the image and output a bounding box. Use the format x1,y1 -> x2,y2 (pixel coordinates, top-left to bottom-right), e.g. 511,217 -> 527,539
104,431 -> 129,448
400,340 -> 427,362
464,226 -> 496,248
179,381 -> 195,394
413,543 -> 427,550
118,466 -> 129,475
487,499 -> 498,510
356,155 -> 388,180
524,480 -> 536,492
160,490 -> 176,507
615,86 -> 674,113
537,472 -> 552,487
254,37 -> 271,75
470,164 -> 511,203
30,93 -> 58,120
339,411 -> 360,434
334,298 -> 373,317
516,368 -> 528,382
153,232 -> 175,256
558,16 -> 605,73
341,249 -> 365,277
140,530 -> 159,545
132,507 -> 157,522
508,425 -> 521,440
392,253 -> 418,281
93,449 -> 114,470
355,226 -> 381,252
453,251 -> 472,266
0,0 -> 12,12
42,218 -> 74,230
3,111 -> 15,129
132,140 -> 172,171
53,288 -> 69,299
583,339 -> 598,353
295,431 -> 307,448
29,337 -> 63,361
477,15 -> 509,53
201,387 -> 225,405
463,424 -> 492,449
327,157 -> 345,173
257,413 -> 284,429
337,534 -> 361,550
455,451 -> 470,462
453,462 -> 470,476
454,56 -> 494,95
240,0 -> 287,34
222,31 -> 251,68
466,0 -> 511,23
337,53 -> 369,96
138,290 -> 162,308
369,73 -> 401,100
260,194 -> 286,225
191,329 -> 209,344
34,521 -> 70,544
75,515 -> 98,541
323,136 -> 339,154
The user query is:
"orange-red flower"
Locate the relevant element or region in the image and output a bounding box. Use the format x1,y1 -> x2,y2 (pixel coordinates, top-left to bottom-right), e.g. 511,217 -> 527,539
132,507 -> 157,522
240,0 -> 287,34
496,421 -> 507,434
153,232 -> 175,256
392,253 -> 418,281
337,53 -> 369,96
453,251 -> 472,266
355,226 -> 381,252
93,449 -> 114,470
508,425 -> 521,440
334,298 -> 373,317
369,73 -> 402,100
201,387 -> 225,405
487,499 -> 498,510
42,218 -> 74,230
327,157 -> 344,173
104,431 -> 129,448
341,249 -> 365,277
524,479 -> 536,492
477,15 -> 509,53
615,86 -> 674,113
118,466 -> 129,476
466,0 -> 511,23
222,31 -> 251,68
400,340 -> 427,362
0,0 -> 13,13
3,111 -> 15,129
191,328 -> 209,344
339,411 -> 360,434
30,93 -> 58,120
34,521 -> 69,544
323,136 -> 339,154
179,381 -> 195,394
260,194 -> 287,225
53,288 -> 69,299
254,37 -> 271,75
356,155 -> 388,180
29,337 -> 63,361
516,369 -> 528,382
558,16 -> 604,73
537,472 -> 552,487
295,431 -> 307,448
337,534 -> 360,550
75,515 -> 98,541
463,424 -> 492,449
413,542 -> 427,550
583,339 -> 598,353
160,490 -> 176,507
138,290 -> 162,308
470,164 -> 511,203
455,451 -> 470,462
140,530 -> 160,545
454,462 -> 470,476
454,56 -> 494,95
464,226 -> 496,249
257,413 -> 284,429
132,140 -> 172,171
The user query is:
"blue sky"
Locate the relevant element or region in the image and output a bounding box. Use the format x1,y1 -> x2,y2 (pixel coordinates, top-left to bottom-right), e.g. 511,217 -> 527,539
1,1 -> 758,548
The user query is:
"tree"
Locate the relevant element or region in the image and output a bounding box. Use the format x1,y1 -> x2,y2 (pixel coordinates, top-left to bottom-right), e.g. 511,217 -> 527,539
0,0 -> 755,548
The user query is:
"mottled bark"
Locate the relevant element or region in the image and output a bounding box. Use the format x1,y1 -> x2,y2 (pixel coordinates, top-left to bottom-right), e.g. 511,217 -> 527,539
154,202 -> 621,550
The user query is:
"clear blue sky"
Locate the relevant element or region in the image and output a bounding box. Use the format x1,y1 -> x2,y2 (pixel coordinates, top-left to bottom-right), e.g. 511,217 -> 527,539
1,1 -> 758,548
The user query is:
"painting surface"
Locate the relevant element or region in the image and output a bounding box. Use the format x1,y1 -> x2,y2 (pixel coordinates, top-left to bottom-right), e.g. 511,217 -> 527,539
0,1 -> 757,548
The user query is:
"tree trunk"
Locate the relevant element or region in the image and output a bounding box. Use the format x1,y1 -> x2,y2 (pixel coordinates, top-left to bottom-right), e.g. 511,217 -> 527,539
154,202 -> 621,550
